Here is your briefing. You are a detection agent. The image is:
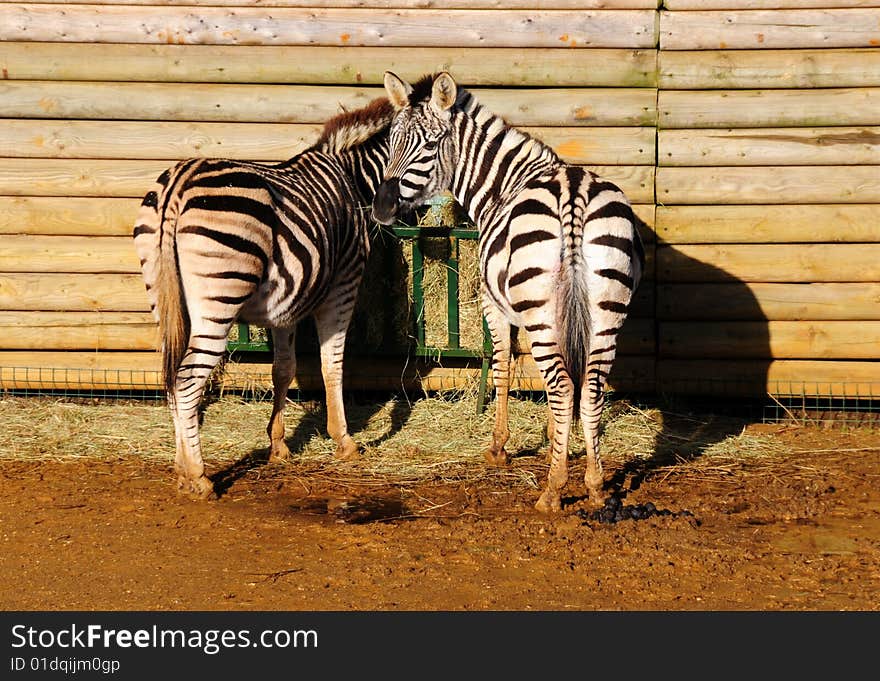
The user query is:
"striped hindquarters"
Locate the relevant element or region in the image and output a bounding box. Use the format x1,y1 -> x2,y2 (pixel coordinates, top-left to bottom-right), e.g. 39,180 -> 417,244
132,155 -> 368,396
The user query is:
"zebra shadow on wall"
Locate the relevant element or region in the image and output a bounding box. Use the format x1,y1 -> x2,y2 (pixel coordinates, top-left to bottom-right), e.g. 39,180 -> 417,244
595,217 -> 772,502
209,228 -> 417,497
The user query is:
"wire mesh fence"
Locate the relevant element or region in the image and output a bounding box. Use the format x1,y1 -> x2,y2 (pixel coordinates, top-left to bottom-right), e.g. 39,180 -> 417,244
2,362 -> 878,428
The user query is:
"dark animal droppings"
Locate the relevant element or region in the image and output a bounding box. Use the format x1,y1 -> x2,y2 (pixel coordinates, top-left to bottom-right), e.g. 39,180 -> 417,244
575,495 -> 697,526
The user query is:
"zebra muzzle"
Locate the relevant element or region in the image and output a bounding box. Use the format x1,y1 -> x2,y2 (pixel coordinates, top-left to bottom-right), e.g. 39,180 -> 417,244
372,178 -> 401,225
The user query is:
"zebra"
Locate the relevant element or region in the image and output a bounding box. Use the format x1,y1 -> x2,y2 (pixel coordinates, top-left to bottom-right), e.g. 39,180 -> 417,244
133,96 -> 393,498
372,72 -> 644,514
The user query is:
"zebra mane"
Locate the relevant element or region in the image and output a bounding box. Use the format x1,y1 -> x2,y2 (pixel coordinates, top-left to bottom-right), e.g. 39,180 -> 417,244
314,96 -> 395,154
407,73 -> 559,162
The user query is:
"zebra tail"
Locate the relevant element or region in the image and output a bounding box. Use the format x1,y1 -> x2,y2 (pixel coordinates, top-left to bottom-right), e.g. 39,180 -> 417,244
156,199 -> 189,402
558,252 -> 590,415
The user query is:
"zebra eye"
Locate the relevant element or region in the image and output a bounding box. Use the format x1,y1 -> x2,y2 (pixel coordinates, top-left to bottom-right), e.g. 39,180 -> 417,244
423,140 -> 438,152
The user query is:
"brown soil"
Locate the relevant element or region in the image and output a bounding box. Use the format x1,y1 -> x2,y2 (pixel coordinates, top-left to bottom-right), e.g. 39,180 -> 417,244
1,414 -> 879,611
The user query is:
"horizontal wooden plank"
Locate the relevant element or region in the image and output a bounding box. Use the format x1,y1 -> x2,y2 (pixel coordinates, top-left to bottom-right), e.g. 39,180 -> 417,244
658,283 -> 880,321
660,321 -> 880,360
0,197 -> 141,235
0,81 -> 658,126
659,127 -> 880,166
0,236 -> 140,273
0,42 -> 658,87
659,88 -> 880,128
0,311 -> 157,351
656,166 -> 880,204
656,204 -> 880,243
588,166 -> 655,204
0,273 -> 149,312
657,244 -> 880,283
0,6 -> 658,48
0,159 -> 655,203
0,120 -> 655,165
657,359 -> 880,397
525,127 -> 656,165
0,159 -> 171,198
660,9 -> 880,50
0,120 -> 321,161
19,1 -> 661,7
0,351 -> 163,390
18,0 -> 660,9
665,1 -> 880,8
660,49 -> 880,89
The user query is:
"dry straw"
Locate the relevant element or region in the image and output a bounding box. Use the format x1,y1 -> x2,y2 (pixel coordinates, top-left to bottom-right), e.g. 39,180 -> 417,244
0,393 -> 788,488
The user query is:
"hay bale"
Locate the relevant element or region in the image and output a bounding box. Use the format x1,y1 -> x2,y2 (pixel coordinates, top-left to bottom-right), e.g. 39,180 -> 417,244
402,199 -> 485,352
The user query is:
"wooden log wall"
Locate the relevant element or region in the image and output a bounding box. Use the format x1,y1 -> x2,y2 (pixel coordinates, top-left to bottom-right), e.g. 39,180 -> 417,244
0,0 -> 659,395
1,1 -> 877,400
656,0 -> 880,398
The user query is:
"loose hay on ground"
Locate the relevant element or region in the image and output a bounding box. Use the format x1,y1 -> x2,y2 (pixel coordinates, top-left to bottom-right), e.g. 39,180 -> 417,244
0,393 -> 795,493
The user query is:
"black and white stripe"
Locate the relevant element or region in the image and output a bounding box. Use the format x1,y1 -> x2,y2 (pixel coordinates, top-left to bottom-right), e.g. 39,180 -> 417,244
373,72 -> 644,514
133,98 -> 392,497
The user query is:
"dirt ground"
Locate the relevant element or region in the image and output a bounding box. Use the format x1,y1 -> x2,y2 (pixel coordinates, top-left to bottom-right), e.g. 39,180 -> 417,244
1,396 -> 878,611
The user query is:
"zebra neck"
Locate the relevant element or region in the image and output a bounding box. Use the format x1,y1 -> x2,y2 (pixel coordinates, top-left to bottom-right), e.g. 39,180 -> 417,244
450,105 -> 560,226
337,136 -> 389,203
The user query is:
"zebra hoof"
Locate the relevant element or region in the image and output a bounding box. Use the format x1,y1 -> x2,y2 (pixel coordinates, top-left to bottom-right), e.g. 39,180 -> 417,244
483,447 -> 509,466
269,442 -> 292,463
535,488 -> 562,515
177,474 -> 216,500
334,436 -> 360,461
586,486 -> 606,508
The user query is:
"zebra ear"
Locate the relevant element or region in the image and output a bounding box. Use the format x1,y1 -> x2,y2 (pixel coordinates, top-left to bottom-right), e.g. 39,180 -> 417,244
384,71 -> 413,110
430,72 -> 457,112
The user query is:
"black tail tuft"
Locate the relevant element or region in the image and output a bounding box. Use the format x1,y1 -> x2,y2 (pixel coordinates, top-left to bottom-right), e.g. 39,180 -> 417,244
558,268 -> 590,415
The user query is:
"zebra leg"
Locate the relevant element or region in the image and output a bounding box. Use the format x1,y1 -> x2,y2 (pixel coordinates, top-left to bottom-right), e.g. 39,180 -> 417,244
267,327 -> 297,463
170,329 -> 229,499
581,368 -> 609,506
544,402 -> 554,461
313,298 -> 359,461
528,339 -> 576,514
483,300 -> 513,466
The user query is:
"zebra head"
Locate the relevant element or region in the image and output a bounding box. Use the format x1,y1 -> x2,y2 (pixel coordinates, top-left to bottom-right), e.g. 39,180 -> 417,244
371,71 -> 458,226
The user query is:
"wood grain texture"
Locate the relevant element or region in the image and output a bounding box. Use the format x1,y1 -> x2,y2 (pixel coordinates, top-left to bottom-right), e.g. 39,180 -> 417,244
659,88 -> 880,128
657,244 -> 880,283
656,205 -> 880,244
0,120 -> 656,165
660,320 -> 880,359
11,1 -> 661,7
657,359 -> 880,397
0,236 -> 141,273
0,42 -> 658,86
659,127 -> 880,166
0,197 -> 141,235
660,9 -> 880,50
1,81 -> 658,126
0,5 -> 658,48
660,49 -> 880,89
0,311 -> 158,351
656,166 -> 880,204
658,283 -> 880,321
0,273 -> 150,312
665,1 -> 880,8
